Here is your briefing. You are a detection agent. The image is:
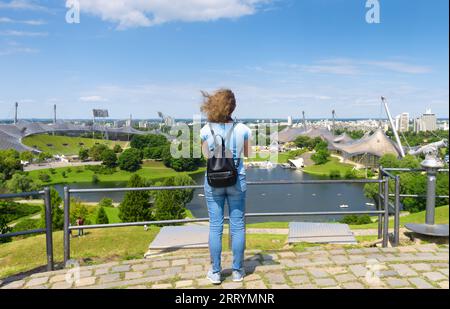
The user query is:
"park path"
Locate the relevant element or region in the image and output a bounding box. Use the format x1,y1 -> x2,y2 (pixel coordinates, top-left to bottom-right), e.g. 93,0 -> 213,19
1,243 -> 448,289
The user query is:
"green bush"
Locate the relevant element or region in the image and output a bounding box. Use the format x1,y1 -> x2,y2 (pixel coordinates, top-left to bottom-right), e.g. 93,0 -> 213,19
344,169 -> 357,179
118,149 -> 143,172
39,188 -> 64,230
12,218 -> 40,235
329,169 -> 341,179
96,207 -> 109,224
38,172 -> 51,183
92,174 -> 100,184
98,198 -> 114,208
119,175 -> 152,222
340,215 -> 372,225
113,144 -> 123,154
0,202 -> 41,222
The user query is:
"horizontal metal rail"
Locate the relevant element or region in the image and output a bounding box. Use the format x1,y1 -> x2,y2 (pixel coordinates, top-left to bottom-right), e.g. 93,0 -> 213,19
0,228 -> 46,239
388,193 -> 449,199
382,168 -> 449,173
0,190 -> 44,199
69,210 -> 385,231
68,179 -> 384,194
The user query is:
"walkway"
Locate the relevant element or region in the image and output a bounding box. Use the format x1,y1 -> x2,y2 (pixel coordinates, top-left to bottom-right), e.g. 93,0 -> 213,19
1,244 -> 448,289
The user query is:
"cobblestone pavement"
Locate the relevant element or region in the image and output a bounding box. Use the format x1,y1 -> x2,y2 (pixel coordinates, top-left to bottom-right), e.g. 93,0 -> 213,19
1,244 -> 448,289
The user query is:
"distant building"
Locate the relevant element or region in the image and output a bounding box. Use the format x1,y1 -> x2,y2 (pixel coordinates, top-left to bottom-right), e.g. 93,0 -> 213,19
395,113 -> 410,132
414,109 -> 437,132
287,116 -> 293,126
139,121 -> 149,129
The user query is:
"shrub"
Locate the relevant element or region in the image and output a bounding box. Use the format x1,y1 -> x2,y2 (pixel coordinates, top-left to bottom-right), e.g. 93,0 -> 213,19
113,144 -> 123,154
329,169 -> 341,179
311,149 -> 330,165
89,144 -> 109,161
92,174 -> 100,184
344,169 -> 357,179
98,198 -> 114,208
96,207 -> 109,224
0,214 -> 12,243
12,218 -> 40,236
6,174 -> 41,193
40,188 -> 64,230
101,149 -> 117,168
119,175 -> 152,222
38,172 -> 51,183
118,149 -> 142,172
340,215 -> 372,225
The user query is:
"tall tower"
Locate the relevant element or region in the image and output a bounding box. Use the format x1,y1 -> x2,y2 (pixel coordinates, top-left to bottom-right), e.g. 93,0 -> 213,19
53,104 -> 57,125
302,111 -> 306,131
14,102 -> 18,125
332,110 -> 336,135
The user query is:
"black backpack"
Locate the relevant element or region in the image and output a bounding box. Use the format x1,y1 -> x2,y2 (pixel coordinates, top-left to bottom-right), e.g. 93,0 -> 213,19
206,123 -> 240,188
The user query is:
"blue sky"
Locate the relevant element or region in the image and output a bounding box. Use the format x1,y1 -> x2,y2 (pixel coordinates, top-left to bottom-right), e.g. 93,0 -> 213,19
0,0 -> 448,120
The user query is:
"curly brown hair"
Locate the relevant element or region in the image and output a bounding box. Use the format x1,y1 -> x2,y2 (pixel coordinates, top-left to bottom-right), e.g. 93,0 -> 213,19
200,89 -> 236,123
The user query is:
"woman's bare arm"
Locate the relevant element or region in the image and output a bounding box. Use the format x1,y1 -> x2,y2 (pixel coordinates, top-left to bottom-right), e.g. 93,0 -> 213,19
202,141 -> 210,159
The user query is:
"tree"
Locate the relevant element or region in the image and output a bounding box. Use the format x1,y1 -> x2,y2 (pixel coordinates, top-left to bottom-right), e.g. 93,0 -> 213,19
118,148 -> 142,172
0,213 -> 12,243
6,174 -> 40,193
119,175 -> 152,222
294,136 -> 311,149
40,188 -> 64,230
311,149 -> 330,165
79,148 -> 89,161
113,144 -> 123,154
98,198 -> 113,208
130,134 -> 168,149
152,175 -> 195,221
70,198 -> 92,225
38,172 -> 51,183
20,151 -> 34,163
399,155 -> 421,169
0,149 -> 22,179
379,154 -> 399,168
101,149 -> 117,168
96,207 -> 109,224
38,152 -> 52,163
89,144 -> 109,161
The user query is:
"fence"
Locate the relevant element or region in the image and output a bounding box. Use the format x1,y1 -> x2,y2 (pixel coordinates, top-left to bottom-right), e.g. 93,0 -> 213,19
62,178 -> 390,265
0,188 -> 54,271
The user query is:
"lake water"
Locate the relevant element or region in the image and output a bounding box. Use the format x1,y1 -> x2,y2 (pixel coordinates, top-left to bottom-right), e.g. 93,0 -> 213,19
55,166 -> 373,223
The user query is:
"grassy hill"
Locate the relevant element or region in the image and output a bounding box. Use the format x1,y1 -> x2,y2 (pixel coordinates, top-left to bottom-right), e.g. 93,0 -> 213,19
22,134 -> 128,156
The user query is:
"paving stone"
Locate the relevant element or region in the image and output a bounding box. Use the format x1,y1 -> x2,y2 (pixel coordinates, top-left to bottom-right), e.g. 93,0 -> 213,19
49,274 -> 68,283
185,265 -> 204,272
314,278 -> 337,287
423,272 -> 447,282
26,277 -> 49,288
289,275 -> 309,285
124,272 -> 144,280
264,272 -> 286,284
386,278 -> 410,288
51,281 -> 73,289
99,273 -> 121,284
437,268 -> 449,276
270,284 -> 291,289
398,247 -> 417,253
172,259 -> 189,266
286,269 -> 306,276
326,267 -> 347,275
408,278 -> 434,289
179,272 -> 204,279
349,265 -> 367,277
347,249 -> 364,254
244,273 -> 262,281
391,264 -> 418,277
132,264 -> 149,272
329,249 -> 346,255
256,264 -> 284,272
308,268 -> 329,278
222,282 -> 244,289
245,280 -> 267,289
128,285 -> 147,289
411,263 -> 432,272
145,269 -> 164,277
1,280 -> 25,289
279,252 -> 297,258
335,273 -> 357,283
152,261 -> 170,268
75,277 -> 96,287
293,284 -> 316,289
152,283 -> 173,289
416,244 -> 438,252
437,281 -> 449,289
175,280 -> 194,288
342,282 -> 365,289
196,278 -> 212,286
165,266 -> 183,276
111,265 -> 131,273
94,268 -> 109,276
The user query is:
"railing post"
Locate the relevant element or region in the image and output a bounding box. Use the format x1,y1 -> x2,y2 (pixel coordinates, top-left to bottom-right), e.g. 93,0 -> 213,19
377,167 -> 383,239
63,186 -> 71,265
44,187 -> 54,271
382,177 -> 390,247
394,176 -> 401,247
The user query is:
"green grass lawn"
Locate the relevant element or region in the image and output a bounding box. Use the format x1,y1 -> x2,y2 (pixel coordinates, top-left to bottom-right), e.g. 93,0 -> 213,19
22,134 -> 128,156
27,161 -> 206,185
302,156 -> 359,177
0,226 -> 161,279
246,205 -> 449,230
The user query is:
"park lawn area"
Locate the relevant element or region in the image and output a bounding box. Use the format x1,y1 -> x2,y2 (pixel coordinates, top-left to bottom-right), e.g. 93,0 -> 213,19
0,226 -> 161,279
22,134 -> 128,156
245,152 -> 299,164
27,161 -> 206,185
246,205 -> 449,230
302,156 -> 358,177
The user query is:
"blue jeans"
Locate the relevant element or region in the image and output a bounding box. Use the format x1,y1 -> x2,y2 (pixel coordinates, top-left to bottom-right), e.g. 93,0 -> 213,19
204,174 -> 247,273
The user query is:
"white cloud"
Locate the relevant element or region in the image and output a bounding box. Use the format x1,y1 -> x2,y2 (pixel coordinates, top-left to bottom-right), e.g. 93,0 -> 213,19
0,30 -> 48,36
364,61 -> 432,74
79,95 -> 108,102
0,17 -> 46,25
68,0 -> 271,29
0,0 -> 47,11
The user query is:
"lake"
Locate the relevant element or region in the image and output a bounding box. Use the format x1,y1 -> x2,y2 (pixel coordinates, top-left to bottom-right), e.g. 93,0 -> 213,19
55,166 -> 373,223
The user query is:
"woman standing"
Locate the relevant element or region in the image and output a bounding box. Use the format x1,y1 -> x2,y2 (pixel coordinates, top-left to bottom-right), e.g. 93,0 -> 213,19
200,89 -> 252,284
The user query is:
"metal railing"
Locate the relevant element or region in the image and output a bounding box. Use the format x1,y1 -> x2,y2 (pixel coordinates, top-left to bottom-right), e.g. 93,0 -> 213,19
62,178 -> 389,265
380,166 -> 449,246
0,188 -> 54,271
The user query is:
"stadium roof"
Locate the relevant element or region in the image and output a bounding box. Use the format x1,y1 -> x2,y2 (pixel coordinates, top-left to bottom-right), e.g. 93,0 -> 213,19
278,127 -> 334,143
0,120 -> 164,152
